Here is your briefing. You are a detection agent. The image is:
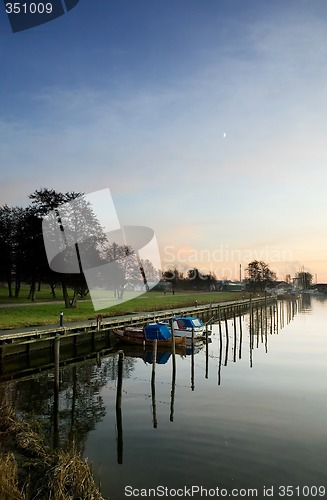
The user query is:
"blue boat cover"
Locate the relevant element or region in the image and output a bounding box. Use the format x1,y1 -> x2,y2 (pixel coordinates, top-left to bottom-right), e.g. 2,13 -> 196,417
144,323 -> 171,340
175,317 -> 204,328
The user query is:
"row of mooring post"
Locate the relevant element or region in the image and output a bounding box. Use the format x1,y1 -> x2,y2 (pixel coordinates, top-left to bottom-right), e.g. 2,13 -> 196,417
216,296 -> 299,381
247,298 -> 300,366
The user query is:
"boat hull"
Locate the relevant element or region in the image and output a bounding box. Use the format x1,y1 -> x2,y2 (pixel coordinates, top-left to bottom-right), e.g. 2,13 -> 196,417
113,329 -> 186,346
172,328 -> 204,339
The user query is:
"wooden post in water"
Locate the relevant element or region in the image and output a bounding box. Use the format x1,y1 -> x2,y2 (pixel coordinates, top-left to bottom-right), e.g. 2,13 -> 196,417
224,311 -> 229,366
205,328 -> 209,379
248,299 -> 254,368
53,334 -> 60,449
218,306 -> 222,338
260,306 -> 264,344
224,309 -> 228,333
218,306 -> 223,385
233,307 -> 237,363
191,328 -> 195,391
272,304 -> 275,333
151,339 -> 158,428
218,327 -> 223,385
249,294 -> 253,338
276,299 -> 279,334
171,318 -> 176,357
116,350 -> 124,464
249,331 -> 253,369
170,342 -> 176,422
238,306 -> 243,360
256,306 -> 259,349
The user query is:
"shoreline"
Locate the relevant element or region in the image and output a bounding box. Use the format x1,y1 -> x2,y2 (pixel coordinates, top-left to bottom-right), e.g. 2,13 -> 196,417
0,402 -> 106,500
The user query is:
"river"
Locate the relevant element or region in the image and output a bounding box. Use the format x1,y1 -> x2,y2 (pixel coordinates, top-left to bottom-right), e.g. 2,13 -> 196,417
1,295 -> 327,499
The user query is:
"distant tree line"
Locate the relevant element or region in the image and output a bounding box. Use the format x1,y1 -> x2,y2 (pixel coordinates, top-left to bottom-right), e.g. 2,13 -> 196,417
0,188 -> 158,308
161,261 -> 313,292
161,268 -> 217,291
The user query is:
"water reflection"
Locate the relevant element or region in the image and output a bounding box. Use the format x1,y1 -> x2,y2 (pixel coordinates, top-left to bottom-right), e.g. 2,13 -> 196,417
2,296 -> 326,498
2,300 -> 299,441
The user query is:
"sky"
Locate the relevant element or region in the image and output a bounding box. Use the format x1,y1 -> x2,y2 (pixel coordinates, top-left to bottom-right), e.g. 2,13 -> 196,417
1,0 -> 327,281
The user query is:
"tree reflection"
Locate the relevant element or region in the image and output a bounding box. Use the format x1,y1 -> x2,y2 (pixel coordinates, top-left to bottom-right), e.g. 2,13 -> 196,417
7,354 -> 136,453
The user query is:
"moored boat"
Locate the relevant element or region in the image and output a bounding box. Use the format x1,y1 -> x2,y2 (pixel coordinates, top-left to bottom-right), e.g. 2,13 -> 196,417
162,316 -> 206,339
113,323 -> 186,346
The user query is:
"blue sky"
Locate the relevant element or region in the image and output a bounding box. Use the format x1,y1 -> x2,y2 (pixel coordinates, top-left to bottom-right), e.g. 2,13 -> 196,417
1,0 -> 327,280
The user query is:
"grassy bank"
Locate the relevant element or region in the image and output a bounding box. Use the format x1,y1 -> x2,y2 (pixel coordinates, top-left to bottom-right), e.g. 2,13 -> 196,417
0,403 -> 106,500
0,290 -> 251,330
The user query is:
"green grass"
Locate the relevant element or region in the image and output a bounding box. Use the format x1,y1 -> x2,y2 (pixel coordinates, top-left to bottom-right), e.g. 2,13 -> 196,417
0,288 -> 252,330
0,284 -> 63,304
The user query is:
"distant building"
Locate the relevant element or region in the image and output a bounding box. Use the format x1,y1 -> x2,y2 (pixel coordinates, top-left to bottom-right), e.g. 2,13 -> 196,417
152,280 -> 173,292
214,280 -> 245,292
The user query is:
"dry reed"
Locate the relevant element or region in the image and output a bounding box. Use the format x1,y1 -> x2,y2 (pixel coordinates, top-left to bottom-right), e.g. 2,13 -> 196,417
0,452 -> 27,500
0,403 -> 107,500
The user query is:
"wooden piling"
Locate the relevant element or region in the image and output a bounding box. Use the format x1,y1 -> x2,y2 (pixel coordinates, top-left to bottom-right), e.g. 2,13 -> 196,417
218,308 -> 223,385
276,299 -> 279,334
224,311 -> 229,366
170,347 -> 176,422
233,307 -> 237,363
191,328 -> 195,391
205,329 -> 209,379
116,350 -> 124,464
238,308 -> 242,360
151,340 -> 158,428
171,318 -> 176,356
116,351 -> 124,410
249,294 -> 253,336
218,329 -> 223,385
53,334 -> 60,449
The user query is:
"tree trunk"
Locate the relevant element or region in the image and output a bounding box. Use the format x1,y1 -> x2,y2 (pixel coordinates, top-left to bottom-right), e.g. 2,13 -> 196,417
70,286 -> 78,308
7,278 -> 13,298
28,282 -> 36,302
62,281 -> 71,309
14,277 -> 21,298
50,282 -> 56,298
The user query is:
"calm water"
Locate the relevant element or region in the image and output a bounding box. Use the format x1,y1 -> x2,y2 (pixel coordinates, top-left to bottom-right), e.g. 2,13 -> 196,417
2,296 -> 327,499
